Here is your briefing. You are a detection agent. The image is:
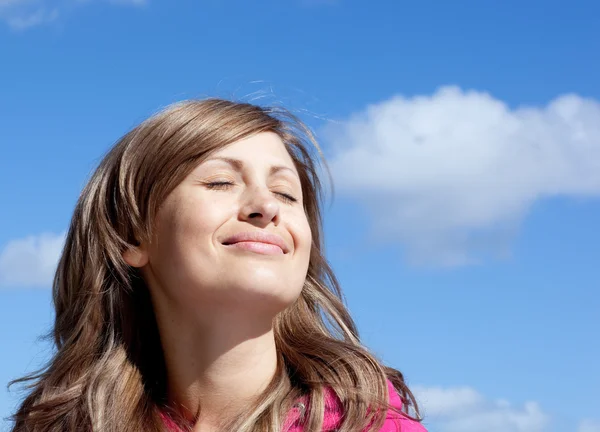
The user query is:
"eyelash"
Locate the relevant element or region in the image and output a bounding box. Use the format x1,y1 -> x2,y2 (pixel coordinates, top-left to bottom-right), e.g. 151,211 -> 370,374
204,181 -> 298,204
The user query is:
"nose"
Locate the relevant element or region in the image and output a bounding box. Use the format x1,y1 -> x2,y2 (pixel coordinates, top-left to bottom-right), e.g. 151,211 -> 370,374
239,185 -> 280,227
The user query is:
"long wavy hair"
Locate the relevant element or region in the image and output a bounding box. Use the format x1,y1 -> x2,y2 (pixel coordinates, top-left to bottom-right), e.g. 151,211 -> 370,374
9,99 -> 420,432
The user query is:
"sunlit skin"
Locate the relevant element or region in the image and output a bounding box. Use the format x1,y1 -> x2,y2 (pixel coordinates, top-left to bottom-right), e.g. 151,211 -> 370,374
123,132 -> 312,431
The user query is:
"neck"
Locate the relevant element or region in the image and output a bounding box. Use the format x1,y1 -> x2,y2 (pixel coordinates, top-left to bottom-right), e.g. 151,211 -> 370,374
156,306 -> 279,431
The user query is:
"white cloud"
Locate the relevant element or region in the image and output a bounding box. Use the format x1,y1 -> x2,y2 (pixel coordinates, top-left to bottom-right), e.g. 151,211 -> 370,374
0,0 -> 23,7
414,385 -> 549,432
580,419 -> 600,432
0,0 -> 144,29
5,6 -> 58,29
0,232 -> 65,288
327,86 -> 600,266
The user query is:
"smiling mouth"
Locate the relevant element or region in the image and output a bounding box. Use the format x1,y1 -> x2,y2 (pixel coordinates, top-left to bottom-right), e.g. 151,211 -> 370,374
221,231 -> 289,256
222,241 -> 285,255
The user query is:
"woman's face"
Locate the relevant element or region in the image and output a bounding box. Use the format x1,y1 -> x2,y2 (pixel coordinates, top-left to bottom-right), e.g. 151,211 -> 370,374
132,132 -> 312,319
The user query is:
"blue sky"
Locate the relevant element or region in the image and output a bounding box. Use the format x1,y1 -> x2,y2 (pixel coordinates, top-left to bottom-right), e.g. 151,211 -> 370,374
1,1 -> 599,431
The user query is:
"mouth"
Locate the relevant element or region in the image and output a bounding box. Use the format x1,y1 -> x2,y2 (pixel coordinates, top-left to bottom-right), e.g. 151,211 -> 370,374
221,231 -> 289,256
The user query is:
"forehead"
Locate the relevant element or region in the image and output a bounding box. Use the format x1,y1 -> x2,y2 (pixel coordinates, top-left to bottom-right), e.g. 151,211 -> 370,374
211,132 -> 297,172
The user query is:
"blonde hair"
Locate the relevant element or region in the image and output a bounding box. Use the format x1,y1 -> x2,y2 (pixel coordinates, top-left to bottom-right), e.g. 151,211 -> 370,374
10,99 -> 420,432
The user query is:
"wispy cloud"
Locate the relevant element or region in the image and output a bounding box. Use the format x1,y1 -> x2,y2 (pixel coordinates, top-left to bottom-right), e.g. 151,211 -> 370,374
5,6 -> 58,29
0,0 -> 145,30
327,86 -> 600,267
580,419 -> 600,432
414,385 -> 549,432
0,232 -> 65,288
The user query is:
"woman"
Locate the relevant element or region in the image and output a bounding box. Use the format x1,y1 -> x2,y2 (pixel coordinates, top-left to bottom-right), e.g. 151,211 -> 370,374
10,99 -> 426,432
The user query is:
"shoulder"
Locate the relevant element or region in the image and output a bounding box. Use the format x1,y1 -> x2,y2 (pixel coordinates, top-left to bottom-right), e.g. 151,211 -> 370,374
378,416 -> 427,432
376,380 -> 428,432
286,380 -> 428,432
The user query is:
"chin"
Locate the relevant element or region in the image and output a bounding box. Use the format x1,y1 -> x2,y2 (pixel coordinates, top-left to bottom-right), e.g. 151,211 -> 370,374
227,272 -> 303,310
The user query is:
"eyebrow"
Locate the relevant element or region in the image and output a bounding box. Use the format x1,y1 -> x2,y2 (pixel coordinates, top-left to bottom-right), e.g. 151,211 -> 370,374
205,156 -> 298,177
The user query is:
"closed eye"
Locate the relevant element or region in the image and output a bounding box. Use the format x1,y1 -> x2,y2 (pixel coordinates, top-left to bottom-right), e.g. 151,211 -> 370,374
275,192 -> 297,204
205,181 -> 298,204
204,181 -> 235,190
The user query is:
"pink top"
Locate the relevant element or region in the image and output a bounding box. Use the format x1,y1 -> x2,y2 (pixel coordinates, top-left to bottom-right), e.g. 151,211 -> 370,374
162,380 -> 427,432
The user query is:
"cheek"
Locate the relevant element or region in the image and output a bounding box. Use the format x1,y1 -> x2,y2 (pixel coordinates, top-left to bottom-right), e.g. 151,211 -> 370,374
153,194 -> 220,266
292,214 -> 313,266
148,194 -> 231,302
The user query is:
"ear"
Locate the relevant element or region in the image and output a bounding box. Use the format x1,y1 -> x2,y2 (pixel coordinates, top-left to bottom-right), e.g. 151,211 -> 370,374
122,245 -> 149,268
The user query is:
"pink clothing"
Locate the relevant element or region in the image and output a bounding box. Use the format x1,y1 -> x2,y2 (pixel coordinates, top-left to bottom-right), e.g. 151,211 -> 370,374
162,380 -> 426,432
283,380 -> 426,432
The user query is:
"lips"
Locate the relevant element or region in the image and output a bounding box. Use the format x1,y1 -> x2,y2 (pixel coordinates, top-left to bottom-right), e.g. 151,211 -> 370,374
221,231 -> 290,255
